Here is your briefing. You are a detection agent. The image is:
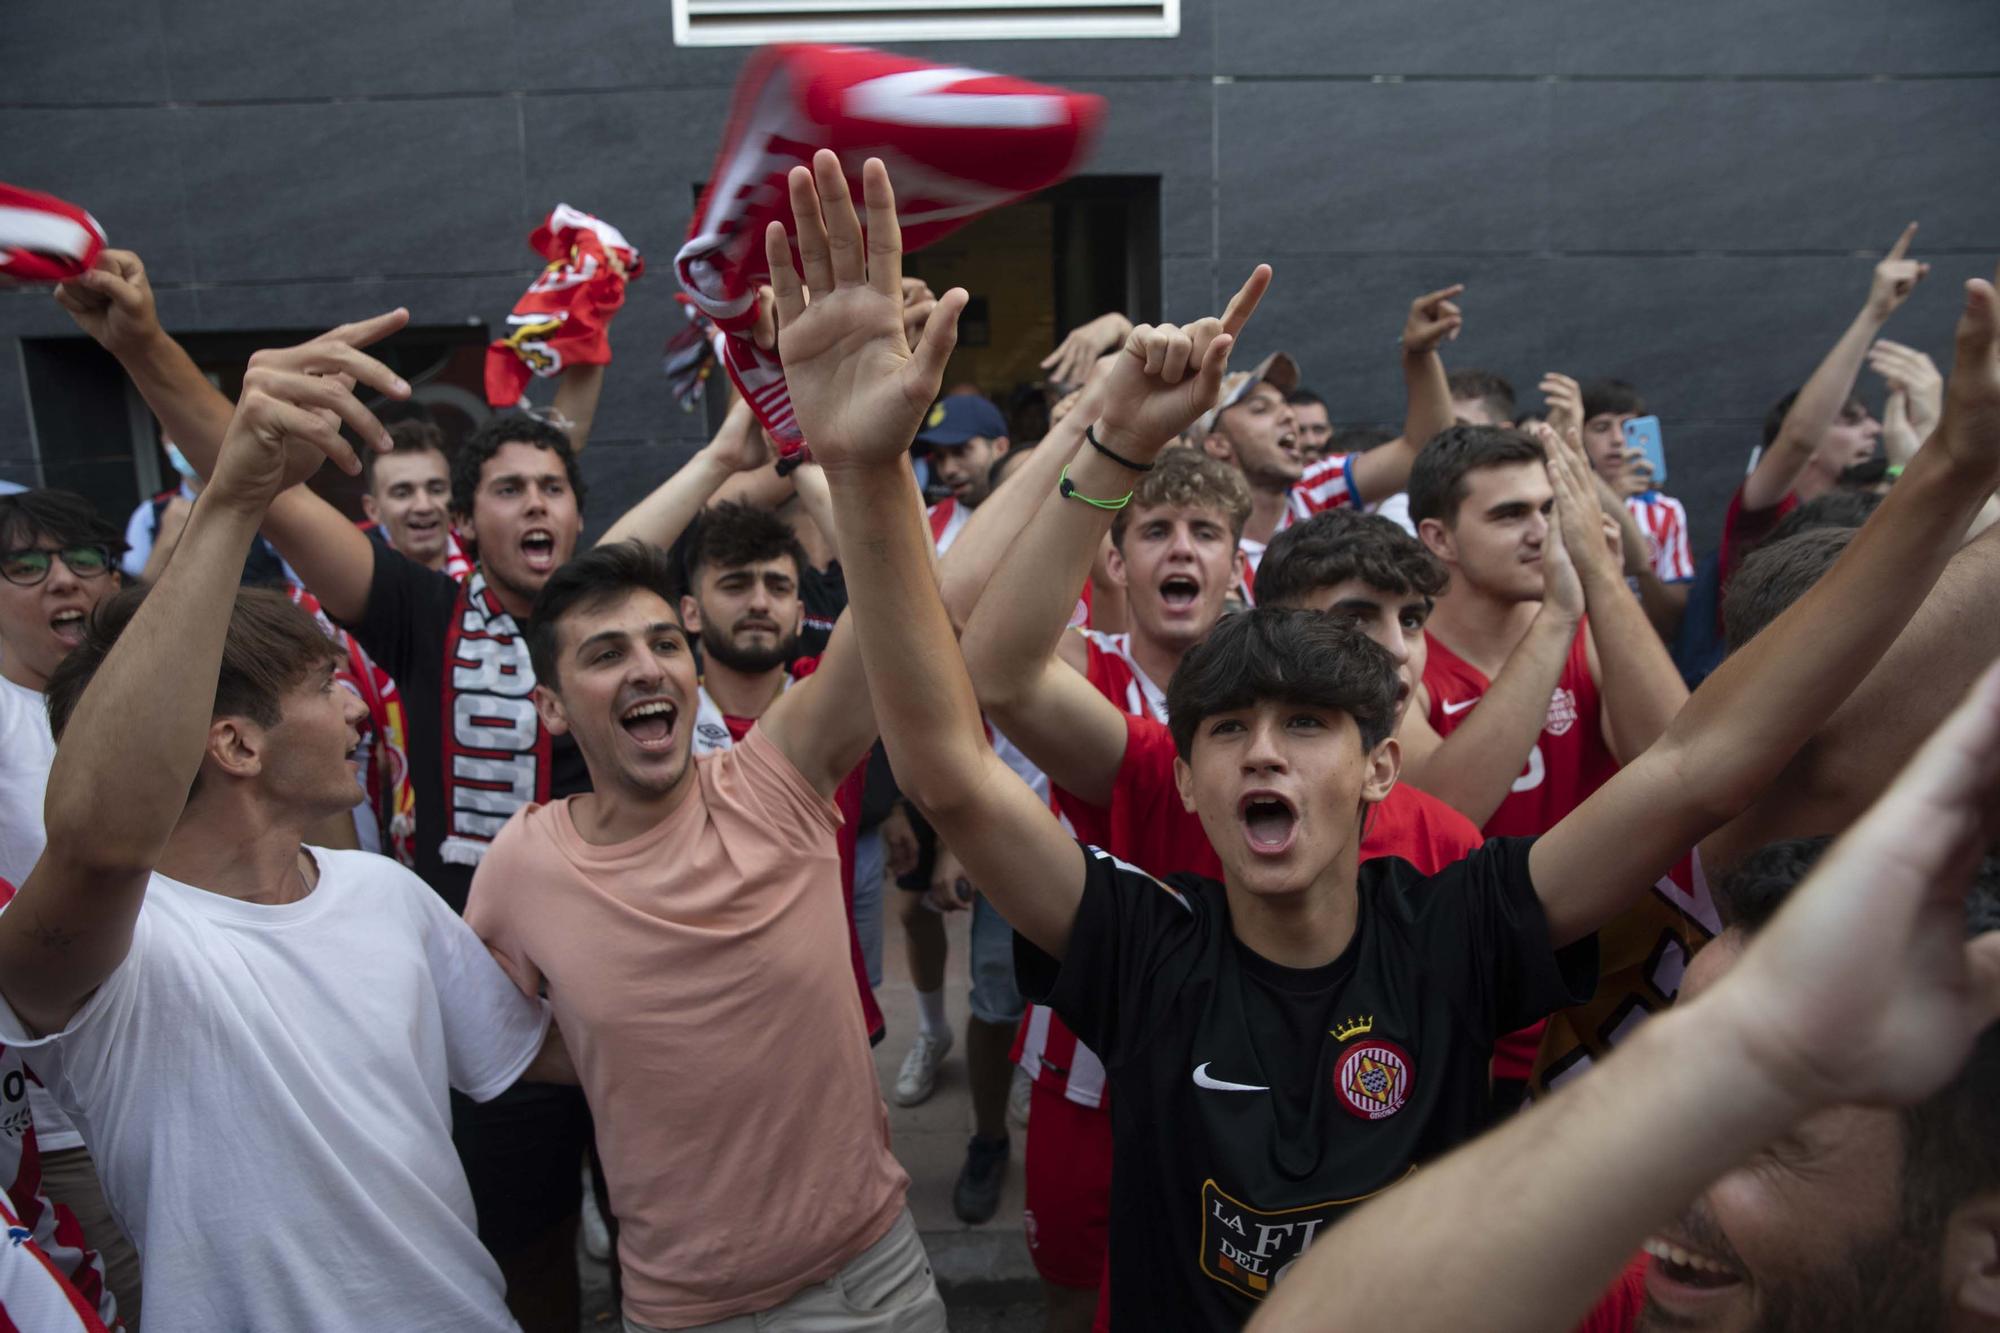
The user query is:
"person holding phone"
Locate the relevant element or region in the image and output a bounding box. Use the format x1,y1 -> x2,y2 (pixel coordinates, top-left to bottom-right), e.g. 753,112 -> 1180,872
1573,378 -> 1694,639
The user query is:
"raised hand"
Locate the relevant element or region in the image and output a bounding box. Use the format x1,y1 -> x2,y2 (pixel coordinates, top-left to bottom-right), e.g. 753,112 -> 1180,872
1867,338 -> 1944,439
1932,258 -> 2000,476
1534,420 -> 1611,590
210,310 -> 411,506
1092,265 -> 1270,460
1040,310 -> 1134,390
53,249 -> 162,356
1538,372 -> 1585,453
766,152 -> 968,470
1403,284 -> 1466,356
1715,658 -> 2000,1113
1865,223 -> 1931,323
1881,387 -> 1922,467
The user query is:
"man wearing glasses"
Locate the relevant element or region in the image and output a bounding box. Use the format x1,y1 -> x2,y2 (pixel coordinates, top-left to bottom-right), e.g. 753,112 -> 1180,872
0,487 -> 141,1324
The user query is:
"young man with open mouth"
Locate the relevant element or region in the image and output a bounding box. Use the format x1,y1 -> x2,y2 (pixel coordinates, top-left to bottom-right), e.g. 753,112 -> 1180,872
775,151 -> 2000,1329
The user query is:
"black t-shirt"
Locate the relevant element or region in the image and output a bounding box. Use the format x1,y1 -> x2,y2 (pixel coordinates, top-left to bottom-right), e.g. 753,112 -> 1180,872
797,560 -> 846,660
1017,837 -> 1596,1329
344,547 -> 590,913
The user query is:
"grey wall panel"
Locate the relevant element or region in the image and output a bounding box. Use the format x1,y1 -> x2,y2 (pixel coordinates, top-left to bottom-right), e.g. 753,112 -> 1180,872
1544,0 -> 1892,76
160,0 -> 518,101
0,109 -> 196,284
577,438 -> 701,539
1218,81 -> 1553,255
173,100 -> 526,284
1219,0 -> 1557,77
7,1 -> 169,106
1065,79 -> 1214,257
521,91 -> 730,241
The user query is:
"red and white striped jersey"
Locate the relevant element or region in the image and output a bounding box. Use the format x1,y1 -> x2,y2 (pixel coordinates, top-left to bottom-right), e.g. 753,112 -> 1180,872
1013,629 -> 1176,1107
1238,451 -> 1361,598
926,497 -> 970,555
0,882 -> 119,1331
1076,631 -> 1167,723
1623,491 -> 1694,584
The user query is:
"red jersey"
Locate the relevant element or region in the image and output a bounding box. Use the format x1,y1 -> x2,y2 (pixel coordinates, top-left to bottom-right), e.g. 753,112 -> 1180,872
1573,1254 -> 1649,1333
1422,621 -> 1620,840
1718,480 -> 1799,592
1423,619 -> 1621,1078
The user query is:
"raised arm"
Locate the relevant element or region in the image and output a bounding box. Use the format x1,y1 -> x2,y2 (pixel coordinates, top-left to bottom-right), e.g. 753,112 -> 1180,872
597,397 -> 770,548
0,330 -> 403,1035
1250,661 -> 2000,1333
1545,421 -> 1689,760
548,362 -> 605,456
1400,435 -> 1586,826
1531,258 -> 2000,946
56,252 -> 405,624
1744,224 -> 1929,512
1350,284 -> 1463,504
959,272 -> 1274,806
935,397 -> 1088,632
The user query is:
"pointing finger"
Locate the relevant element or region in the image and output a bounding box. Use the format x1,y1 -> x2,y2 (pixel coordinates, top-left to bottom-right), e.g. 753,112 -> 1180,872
1885,221 -> 1918,263
1221,265 -> 1273,338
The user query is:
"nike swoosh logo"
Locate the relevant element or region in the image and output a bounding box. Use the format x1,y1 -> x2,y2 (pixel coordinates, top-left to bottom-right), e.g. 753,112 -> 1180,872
846,68 -> 1072,130
1442,697 -> 1478,716
1192,1063 -> 1269,1093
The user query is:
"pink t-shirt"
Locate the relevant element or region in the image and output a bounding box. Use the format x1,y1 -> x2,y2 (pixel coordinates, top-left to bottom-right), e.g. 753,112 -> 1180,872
465,728 -> 907,1327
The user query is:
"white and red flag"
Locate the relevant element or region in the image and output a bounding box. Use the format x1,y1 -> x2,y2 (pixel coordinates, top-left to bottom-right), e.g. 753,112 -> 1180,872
675,45 -> 1104,459
485,205 -> 643,408
0,184 -> 105,286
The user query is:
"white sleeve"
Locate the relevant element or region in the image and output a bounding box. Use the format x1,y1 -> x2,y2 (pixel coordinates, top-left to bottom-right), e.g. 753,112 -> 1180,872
413,886 -> 551,1103
0,907 -> 151,1117
120,501 -> 155,579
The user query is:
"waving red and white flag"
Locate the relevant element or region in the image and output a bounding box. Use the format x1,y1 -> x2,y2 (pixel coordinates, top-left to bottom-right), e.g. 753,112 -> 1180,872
675,45 -> 1104,458
0,184 -> 105,286
485,205 -> 643,408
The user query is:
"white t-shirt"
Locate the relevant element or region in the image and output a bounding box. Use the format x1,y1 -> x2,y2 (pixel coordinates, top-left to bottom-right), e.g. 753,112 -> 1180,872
0,676 -> 83,1154
0,848 -> 551,1333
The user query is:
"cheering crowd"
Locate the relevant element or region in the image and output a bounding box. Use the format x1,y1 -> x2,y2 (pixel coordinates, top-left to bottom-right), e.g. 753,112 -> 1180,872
0,144 -> 1996,1333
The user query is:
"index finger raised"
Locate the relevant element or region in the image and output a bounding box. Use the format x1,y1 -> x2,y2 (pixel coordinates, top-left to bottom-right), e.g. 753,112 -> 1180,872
1884,221 -> 1918,262
1220,264 -> 1273,338
323,307 -> 412,352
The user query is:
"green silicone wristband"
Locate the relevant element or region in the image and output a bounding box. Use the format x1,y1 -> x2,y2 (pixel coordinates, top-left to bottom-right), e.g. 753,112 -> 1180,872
1057,464 -> 1133,511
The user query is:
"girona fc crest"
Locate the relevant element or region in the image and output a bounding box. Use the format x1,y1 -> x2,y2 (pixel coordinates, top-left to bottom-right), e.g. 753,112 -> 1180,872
1335,1039 -> 1414,1121
1544,686 -> 1578,737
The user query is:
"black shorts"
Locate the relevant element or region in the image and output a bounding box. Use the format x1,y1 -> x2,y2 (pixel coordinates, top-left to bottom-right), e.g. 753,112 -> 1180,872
451,1081 -> 592,1254
894,805 -> 941,893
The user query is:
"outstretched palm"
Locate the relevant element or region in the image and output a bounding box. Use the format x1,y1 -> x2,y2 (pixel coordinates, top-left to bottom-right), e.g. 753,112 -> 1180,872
768,152 -> 966,470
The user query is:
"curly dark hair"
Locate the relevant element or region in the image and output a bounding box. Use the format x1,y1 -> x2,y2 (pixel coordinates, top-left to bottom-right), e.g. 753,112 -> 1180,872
683,501 -> 809,589
450,413 -> 586,519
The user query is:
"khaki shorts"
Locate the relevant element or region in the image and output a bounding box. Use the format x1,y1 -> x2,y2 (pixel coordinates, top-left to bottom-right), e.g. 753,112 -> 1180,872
623,1208 -> 945,1333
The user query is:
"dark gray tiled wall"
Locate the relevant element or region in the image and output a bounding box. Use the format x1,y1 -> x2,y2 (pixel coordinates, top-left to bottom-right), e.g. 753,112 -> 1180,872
2,0 -> 1994,552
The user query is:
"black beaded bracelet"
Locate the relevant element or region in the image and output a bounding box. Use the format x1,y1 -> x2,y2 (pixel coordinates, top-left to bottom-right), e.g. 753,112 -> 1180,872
1085,423 -> 1154,473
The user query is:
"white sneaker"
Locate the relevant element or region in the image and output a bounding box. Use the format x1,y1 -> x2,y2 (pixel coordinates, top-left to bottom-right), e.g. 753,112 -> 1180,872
894,1029 -> 954,1106
580,1165 -> 612,1262
1007,1064 -> 1032,1131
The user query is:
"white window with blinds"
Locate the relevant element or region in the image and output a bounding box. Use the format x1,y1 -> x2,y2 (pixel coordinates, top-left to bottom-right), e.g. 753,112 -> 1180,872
672,0 -> 1178,46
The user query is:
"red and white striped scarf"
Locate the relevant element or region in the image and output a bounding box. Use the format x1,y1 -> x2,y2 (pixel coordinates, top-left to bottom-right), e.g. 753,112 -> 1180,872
674,44 -> 1102,459
0,183 -> 104,285
438,571 -> 551,867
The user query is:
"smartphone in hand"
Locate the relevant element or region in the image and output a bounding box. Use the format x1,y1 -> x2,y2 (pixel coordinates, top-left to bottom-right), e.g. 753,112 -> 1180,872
1623,415 -> 1667,490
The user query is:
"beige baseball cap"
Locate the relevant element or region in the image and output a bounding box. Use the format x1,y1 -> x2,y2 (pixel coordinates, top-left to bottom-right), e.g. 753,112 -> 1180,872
1193,351 -> 1301,438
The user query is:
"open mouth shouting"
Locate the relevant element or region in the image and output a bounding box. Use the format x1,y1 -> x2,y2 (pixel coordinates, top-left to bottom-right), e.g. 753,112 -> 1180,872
1276,430 -> 1300,465
1159,574 -> 1202,614
520,528 -> 558,574
1642,1233 -> 1745,1309
49,607 -> 88,649
1238,789 -> 1299,857
619,697 -> 680,753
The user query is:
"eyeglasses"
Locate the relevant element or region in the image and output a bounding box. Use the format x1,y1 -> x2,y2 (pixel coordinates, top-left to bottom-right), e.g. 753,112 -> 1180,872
0,545 -> 115,587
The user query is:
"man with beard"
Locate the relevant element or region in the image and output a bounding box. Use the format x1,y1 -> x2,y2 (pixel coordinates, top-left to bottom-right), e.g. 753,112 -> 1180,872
56,249 -> 614,1331
1244,725 -> 2000,1332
